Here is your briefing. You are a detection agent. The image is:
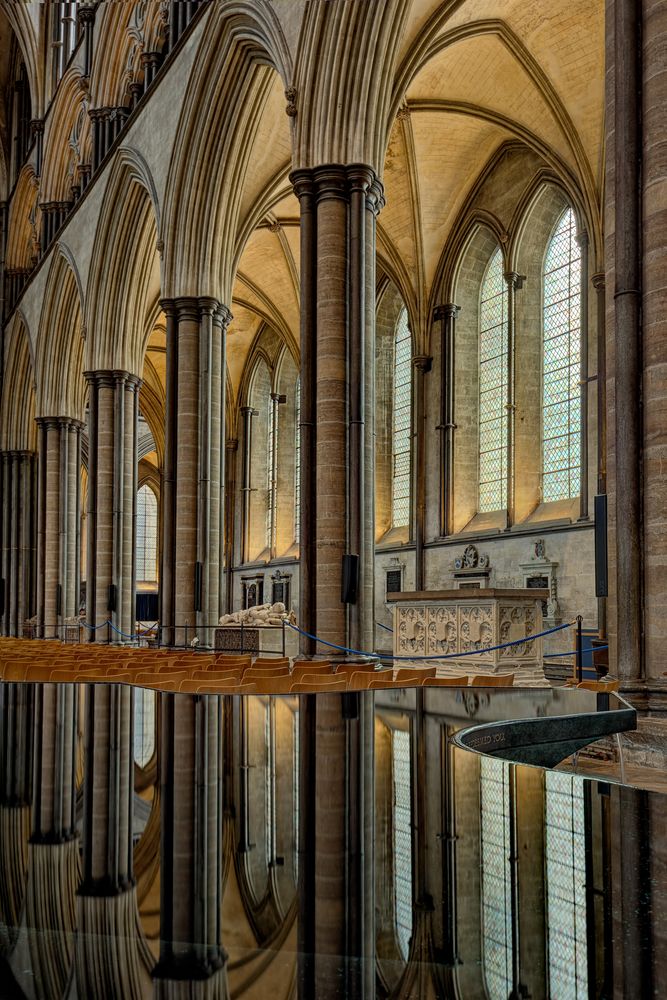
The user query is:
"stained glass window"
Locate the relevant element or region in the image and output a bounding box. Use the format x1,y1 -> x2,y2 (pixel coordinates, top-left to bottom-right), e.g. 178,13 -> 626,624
267,395 -> 276,551
543,208 -> 581,501
294,380 -> 301,542
479,247 -> 508,512
392,308 -> 412,527
481,756 -> 513,1000
545,771 -> 588,998
392,728 -> 413,960
136,484 -> 158,583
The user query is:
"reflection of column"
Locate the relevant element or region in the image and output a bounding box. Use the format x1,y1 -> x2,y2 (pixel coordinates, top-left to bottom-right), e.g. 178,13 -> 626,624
24,683 -> 78,999
155,693 -> 228,993
434,304 -> 459,538
36,418 -> 82,637
291,165 -> 383,654
240,405 -> 258,566
0,683 -> 34,956
413,356 -> 432,591
298,693 -> 374,998
503,273 -> 523,528
75,684 -> 153,998
85,371 -> 140,640
224,437 -> 238,614
160,298 -> 230,646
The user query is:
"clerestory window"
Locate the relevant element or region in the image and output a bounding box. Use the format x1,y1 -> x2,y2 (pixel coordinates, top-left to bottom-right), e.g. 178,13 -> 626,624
392,308 -> 412,527
478,247 -> 508,513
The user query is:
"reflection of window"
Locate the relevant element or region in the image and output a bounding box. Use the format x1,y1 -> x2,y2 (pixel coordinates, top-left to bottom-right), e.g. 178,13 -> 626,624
267,395 -> 276,551
392,309 -> 412,528
134,688 -> 155,767
392,729 -> 412,960
294,379 -> 301,542
481,756 -> 513,1000
136,485 -> 158,583
545,771 -> 588,998
542,208 -> 581,501
479,247 -> 508,512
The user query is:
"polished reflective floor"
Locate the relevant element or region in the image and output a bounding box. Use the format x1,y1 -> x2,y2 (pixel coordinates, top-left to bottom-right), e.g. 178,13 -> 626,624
0,682 -> 663,998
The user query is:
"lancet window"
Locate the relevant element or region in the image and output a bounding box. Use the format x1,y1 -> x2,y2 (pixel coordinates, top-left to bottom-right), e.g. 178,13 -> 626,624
478,247 -> 509,513
392,308 -> 412,527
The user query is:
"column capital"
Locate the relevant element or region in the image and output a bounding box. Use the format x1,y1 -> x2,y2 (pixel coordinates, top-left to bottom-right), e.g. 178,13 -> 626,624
240,406 -> 259,418
433,303 -> 460,321
271,392 -> 287,404
576,226 -> 589,250
346,163 -> 375,193
504,271 -> 525,290
214,303 -> 233,330
412,355 -> 433,374
226,437 -> 239,452
159,297 -> 177,318
289,168 -> 315,202
592,272 -> 606,291
77,3 -> 96,25
84,370 -> 115,389
312,164 -> 348,203
197,295 -> 221,318
173,296 -> 201,323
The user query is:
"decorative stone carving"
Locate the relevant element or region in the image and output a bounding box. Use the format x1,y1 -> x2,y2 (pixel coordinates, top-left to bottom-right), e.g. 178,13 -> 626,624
520,539 -> 561,626
459,605 -> 493,657
285,87 -> 297,117
427,606 -> 457,655
218,602 -> 295,628
454,544 -> 489,571
397,606 -> 426,655
498,604 -> 537,658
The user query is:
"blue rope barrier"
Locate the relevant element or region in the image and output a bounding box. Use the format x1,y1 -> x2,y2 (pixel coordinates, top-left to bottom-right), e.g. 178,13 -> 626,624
376,622 -> 394,633
107,621 -> 142,642
284,619 -> 574,661
544,645 -> 608,658
80,621 -> 108,631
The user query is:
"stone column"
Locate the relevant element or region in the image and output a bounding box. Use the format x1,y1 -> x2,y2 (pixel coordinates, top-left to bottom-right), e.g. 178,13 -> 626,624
0,450 -> 37,636
578,228 -> 590,521
297,693 -> 374,999
290,165 -> 383,656
75,683 -> 153,998
592,273 -> 607,639
413,356 -> 432,591
161,298 -> 230,647
85,371 -> 140,641
434,304 -> 459,537
36,418 -> 82,638
154,693 -> 228,996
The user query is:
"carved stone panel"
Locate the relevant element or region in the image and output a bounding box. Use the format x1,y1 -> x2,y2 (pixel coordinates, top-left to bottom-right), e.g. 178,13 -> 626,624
498,604 -> 538,659
458,604 -> 494,660
397,607 -> 427,656
426,606 -> 457,656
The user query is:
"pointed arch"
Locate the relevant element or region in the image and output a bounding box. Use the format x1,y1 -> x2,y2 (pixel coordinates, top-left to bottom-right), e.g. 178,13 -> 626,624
0,2 -> 42,115
85,149 -> 161,374
41,68 -> 91,202
1,314 -> 36,451
35,246 -> 86,421
162,4 -> 293,302
6,164 -> 39,271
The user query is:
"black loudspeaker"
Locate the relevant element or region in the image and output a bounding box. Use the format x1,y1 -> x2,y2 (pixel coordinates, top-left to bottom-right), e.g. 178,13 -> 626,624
194,561 -> 203,613
107,583 -> 117,613
0,578 -> 4,616
55,583 -> 62,617
594,494 -> 608,597
341,554 -> 359,604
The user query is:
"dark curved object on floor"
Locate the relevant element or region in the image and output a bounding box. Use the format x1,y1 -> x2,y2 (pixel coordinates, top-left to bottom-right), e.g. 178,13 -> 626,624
453,692 -> 637,768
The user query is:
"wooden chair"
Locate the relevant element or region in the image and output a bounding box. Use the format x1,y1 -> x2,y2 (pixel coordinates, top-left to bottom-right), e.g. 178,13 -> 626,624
290,660 -> 332,680
394,667 -> 437,684
191,669 -> 241,682
347,671 -> 382,690
251,676 -> 295,695
214,654 -> 252,669
291,675 -> 348,692
470,673 -> 515,687
423,676 -> 468,687
576,679 -> 620,692
134,670 -> 190,687
249,657 -> 290,671
177,678 -> 236,694
243,665 -> 291,680
368,676 -> 405,689
333,662 -> 379,678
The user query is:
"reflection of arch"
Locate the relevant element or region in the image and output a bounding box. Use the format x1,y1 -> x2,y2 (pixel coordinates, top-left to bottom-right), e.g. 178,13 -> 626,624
85,150 -> 161,374
36,246 -> 86,421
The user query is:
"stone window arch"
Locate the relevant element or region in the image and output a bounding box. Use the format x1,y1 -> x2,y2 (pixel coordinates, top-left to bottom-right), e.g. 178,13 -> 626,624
542,206 -> 581,501
136,482 -> 158,584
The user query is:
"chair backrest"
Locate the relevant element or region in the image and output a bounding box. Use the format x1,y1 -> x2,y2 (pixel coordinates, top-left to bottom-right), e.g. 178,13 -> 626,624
215,654 -> 252,668
135,670 -> 189,686
470,673 -> 515,687
291,660 -> 332,678
333,662 -> 379,677
243,665 -> 291,679
250,676 -> 295,695
291,676 -> 348,692
347,671 -> 376,689
423,676 -> 468,687
576,679 -> 620,692
191,669 -> 241,682
394,667 -> 437,684
250,657 -> 290,670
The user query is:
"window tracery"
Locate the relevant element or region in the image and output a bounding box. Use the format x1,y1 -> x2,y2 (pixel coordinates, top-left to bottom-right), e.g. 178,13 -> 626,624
478,247 -> 508,513
542,207 -> 581,501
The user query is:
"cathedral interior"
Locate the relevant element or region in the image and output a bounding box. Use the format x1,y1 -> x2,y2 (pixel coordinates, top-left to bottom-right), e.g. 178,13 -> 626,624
0,1 -> 664,997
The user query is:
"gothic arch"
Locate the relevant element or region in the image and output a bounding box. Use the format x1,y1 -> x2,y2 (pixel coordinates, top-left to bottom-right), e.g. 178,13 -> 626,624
6,164 -> 39,271
40,69 -> 90,203
35,246 -> 86,421
1,314 -> 36,451
85,149 -> 161,375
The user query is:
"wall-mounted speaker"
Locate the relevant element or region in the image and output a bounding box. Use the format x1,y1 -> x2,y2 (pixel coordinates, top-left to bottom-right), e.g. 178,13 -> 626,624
594,494 -> 608,597
194,561 -> 203,612
341,554 -> 359,604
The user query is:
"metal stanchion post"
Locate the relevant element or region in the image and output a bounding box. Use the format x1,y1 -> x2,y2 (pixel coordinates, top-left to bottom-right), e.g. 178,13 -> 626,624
576,615 -> 583,683
240,620 -> 244,654
282,619 -> 286,657
107,621 -> 111,645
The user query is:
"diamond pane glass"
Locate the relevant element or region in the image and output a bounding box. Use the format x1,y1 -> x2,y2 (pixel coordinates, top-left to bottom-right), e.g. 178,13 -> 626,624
392,308 -> 412,527
294,379 -> 301,542
545,771 -> 588,998
479,248 -> 508,512
136,484 -> 158,583
481,757 -> 513,1000
543,208 -> 581,501
266,394 -> 276,550
393,729 -> 413,960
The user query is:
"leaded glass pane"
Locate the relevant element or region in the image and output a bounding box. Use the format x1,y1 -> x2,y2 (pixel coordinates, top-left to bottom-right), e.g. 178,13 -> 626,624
481,757 -> 513,1000
392,729 -> 413,960
479,247 -> 508,512
542,208 -> 581,501
294,380 -> 301,541
266,395 -> 276,549
545,771 -> 588,998
136,484 -> 158,583
392,308 -> 412,527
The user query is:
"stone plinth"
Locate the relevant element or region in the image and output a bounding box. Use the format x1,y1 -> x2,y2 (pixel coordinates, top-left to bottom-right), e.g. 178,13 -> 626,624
387,588 -> 550,685
214,625 -> 299,657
